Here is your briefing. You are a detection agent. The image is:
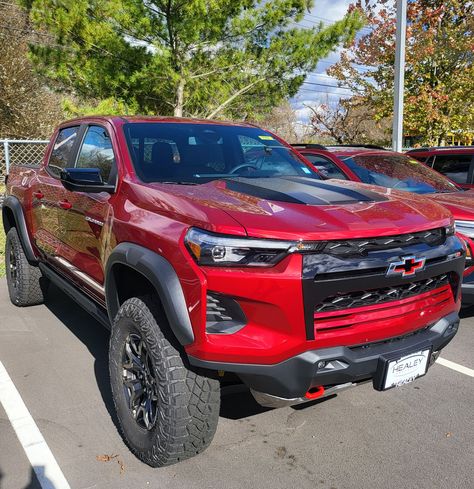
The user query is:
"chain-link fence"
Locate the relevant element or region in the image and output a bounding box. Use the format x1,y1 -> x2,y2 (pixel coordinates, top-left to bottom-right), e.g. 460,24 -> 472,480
0,140 -> 49,183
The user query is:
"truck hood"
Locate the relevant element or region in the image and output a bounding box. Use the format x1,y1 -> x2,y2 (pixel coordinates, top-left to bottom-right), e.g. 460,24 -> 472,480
157,177 -> 452,241
429,191 -> 474,222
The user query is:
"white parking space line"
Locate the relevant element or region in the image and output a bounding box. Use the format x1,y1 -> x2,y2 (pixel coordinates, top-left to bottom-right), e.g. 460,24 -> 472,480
437,357 -> 474,378
0,361 -> 71,489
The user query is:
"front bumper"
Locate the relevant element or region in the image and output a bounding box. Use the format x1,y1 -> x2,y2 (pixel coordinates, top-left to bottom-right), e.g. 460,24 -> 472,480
189,312 -> 459,404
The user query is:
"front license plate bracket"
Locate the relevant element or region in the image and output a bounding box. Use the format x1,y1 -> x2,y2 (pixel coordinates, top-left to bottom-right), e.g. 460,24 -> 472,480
373,346 -> 432,391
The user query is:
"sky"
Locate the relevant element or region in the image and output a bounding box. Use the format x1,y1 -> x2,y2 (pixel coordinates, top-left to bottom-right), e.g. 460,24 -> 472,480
291,0 -> 363,124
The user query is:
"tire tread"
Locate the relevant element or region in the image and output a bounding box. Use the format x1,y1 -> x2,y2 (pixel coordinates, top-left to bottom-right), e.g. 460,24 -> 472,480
5,227 -> 45,306
109,296 -> 220,467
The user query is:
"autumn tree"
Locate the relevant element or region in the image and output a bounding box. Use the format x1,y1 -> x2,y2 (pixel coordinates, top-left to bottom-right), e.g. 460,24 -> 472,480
19,0 -> 364,119
329,0 -> 474,146
307,96 -> 391,145
257,101 -> 300,142
0,2 -> 63,138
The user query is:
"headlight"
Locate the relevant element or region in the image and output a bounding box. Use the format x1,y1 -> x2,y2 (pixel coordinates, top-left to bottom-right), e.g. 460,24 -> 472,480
185,228 -> 317,267
454,220 -> 474,238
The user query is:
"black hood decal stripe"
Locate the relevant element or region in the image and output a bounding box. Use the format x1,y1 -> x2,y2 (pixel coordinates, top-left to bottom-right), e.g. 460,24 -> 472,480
224,177 -> 387,206
282,176 -> 388,203
224,179 -> 304,204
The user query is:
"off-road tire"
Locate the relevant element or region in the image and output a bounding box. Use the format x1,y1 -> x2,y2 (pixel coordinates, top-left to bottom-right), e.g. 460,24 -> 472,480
5,227 -> 46,306
109,296 -> 220,467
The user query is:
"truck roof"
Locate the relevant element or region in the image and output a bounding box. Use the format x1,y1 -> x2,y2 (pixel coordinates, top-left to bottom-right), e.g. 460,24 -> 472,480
293,144 -> 398,159
406,146 -> 474,156
59,115 -> 256,129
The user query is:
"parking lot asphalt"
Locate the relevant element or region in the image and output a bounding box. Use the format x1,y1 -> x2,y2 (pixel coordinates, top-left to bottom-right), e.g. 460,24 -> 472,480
0,279 -> 473,489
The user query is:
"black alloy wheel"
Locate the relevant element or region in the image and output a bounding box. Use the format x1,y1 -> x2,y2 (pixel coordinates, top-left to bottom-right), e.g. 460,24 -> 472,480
122,333 -> 159,430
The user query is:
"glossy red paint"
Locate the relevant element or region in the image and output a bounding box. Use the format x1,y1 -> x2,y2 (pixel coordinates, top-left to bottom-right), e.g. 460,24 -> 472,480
6,117 -> 461,369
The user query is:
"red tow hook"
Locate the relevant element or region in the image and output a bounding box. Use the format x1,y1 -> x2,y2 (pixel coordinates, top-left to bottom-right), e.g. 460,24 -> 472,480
305,386 -> 325,400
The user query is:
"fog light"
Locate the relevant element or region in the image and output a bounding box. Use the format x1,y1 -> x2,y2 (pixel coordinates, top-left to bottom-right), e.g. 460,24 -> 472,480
206,292 -> 247,334
317,360 -> 349,372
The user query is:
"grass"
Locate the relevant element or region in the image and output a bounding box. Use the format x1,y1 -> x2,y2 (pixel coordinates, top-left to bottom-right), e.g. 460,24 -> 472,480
0,183 -> 5,277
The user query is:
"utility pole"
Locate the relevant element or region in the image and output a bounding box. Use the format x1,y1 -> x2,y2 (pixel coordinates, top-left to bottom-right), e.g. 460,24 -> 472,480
392,0 -> 407,152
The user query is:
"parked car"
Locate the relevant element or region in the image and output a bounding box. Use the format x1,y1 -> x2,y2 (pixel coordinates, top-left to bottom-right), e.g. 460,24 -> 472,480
3,118 -> 465,467
293,144 -> 474,303
407,146 -> 474,190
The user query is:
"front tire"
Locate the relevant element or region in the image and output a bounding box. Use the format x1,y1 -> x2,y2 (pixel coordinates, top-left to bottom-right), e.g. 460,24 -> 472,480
5,227 -> 46,306
109,296 -> 220,467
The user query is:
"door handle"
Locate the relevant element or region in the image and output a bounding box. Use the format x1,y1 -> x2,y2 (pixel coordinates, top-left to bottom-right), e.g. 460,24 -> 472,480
58,200 -> 72,210
33,191 -> 44,200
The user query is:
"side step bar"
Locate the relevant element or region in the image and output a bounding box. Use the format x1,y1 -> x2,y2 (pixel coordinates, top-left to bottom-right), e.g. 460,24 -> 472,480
39,263 -> 111,329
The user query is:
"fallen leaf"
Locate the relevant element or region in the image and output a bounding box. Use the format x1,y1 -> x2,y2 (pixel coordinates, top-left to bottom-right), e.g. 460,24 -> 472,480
96,454 -> 118,462
445,432 -> 452,438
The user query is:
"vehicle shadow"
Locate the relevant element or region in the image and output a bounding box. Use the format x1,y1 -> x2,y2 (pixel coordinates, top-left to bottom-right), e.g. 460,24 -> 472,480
219,383 -> 337,419
42,284 -> 119,429
42,284 -> 335,427
23,467 -> 49,489
459,304 -> 474,319
0,466 -> 43,489
219,384 -> 272,419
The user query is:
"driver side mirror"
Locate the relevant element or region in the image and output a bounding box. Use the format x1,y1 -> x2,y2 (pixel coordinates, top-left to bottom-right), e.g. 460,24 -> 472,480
60,168 -> 115,194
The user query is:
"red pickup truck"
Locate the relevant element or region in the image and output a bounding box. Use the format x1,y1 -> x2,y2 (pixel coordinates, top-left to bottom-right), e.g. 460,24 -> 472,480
2,117 -> 465,467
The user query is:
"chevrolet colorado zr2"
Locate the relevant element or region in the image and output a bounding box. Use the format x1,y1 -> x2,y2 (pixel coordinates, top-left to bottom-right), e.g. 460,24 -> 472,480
2,117 -> 465,467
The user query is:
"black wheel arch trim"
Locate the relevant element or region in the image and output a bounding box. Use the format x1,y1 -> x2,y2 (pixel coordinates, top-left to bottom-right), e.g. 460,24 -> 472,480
105,242 -> 195,346
2,196 -> 37,263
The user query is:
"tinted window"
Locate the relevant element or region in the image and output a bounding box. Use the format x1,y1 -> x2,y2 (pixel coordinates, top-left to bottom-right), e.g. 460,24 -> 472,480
76,126 -> 115,182
48,126 -> 79,177
433,155 -> 472,184
303,154 -> 348,180
123,123 -> 317,184
341,154 -> 458,194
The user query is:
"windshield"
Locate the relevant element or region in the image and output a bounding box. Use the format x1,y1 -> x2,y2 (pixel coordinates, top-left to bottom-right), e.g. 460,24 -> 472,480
123,123 -> 318,184
341,154 -> 459,194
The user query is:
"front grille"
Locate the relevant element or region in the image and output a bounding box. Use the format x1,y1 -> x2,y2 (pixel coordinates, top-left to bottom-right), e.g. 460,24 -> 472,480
319,228 -> 445,256
315,274 -> 449,313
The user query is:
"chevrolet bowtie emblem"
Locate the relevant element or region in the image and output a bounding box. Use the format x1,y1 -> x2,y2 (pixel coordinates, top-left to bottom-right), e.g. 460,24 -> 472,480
387,256 -> 426,278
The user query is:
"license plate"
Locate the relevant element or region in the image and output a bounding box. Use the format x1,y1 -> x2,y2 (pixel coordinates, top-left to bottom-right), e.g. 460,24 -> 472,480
383,349 -> 431,390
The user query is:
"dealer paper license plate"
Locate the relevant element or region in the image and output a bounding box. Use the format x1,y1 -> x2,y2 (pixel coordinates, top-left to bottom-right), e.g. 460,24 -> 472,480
383,350 -> 430,390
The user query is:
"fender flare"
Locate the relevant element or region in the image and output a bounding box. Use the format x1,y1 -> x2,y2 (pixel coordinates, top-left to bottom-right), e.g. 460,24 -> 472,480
2,196 -> 37,263
105,242 -> 195,346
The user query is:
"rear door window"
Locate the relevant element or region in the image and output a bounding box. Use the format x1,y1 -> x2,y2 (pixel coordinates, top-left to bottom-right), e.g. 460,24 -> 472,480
303,154 -> 348,180
48,126 -> 80,178
432,155 -> 473,184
